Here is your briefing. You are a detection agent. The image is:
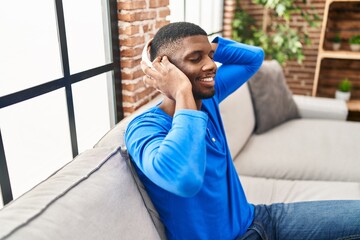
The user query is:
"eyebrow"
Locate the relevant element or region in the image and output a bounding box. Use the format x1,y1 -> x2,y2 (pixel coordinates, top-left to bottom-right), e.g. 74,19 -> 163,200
186,50 -> 214,57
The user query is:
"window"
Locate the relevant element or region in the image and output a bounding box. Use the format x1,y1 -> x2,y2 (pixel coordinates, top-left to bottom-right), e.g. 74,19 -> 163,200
169,0 -> 224,36
0,0 -> 122,207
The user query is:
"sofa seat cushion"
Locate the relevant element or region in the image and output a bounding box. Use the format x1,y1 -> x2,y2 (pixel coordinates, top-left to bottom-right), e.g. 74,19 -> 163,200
0,147 -> 160,240
240,175 -> 360,205
234,119 -> 360,182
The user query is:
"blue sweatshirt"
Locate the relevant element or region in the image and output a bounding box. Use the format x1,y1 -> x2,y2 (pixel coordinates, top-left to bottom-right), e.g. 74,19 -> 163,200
125,37 -> 264,240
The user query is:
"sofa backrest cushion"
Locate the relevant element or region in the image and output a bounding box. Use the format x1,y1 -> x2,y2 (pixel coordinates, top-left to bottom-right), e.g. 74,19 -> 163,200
234,119 -> 360,183
121,147 -> 167,240
0,147 -> 160,240
95,94 -> 163,149
95,96 -> 167,240
220,83 -> 255,159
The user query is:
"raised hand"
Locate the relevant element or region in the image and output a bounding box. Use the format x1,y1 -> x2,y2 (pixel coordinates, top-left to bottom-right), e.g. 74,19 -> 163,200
141,56 -> 192,101
141,56 -> 197,111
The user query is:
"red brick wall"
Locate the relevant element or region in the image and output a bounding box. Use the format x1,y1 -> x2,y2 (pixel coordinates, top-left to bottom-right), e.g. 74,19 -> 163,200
223,0 -> 326,96
223,0 -> 237,38
117,0 -> 170,117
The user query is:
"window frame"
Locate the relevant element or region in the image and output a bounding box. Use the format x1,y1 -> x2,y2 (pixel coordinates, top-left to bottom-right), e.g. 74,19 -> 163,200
0,0 -> 122,206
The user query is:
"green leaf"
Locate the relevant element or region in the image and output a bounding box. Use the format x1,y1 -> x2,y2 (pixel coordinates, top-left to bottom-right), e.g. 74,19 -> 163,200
231,0 -> 320,64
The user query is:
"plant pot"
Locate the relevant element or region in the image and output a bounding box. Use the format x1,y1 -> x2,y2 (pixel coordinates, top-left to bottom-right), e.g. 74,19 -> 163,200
335,90 -> 351,101
350,44 -> 360,51
332,43 -> 341,51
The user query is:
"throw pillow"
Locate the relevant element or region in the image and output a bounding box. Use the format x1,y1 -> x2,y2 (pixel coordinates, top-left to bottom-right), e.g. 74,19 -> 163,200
247,60 -> 300,134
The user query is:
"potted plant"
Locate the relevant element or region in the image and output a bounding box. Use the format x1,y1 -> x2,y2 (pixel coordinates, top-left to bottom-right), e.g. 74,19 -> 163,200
349,35 -> 360,51
332,33 -> 341,50
335,78 -> 352,101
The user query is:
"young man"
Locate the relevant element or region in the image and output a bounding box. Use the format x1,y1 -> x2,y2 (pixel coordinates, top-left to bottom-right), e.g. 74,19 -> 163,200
125,22 -> 360,239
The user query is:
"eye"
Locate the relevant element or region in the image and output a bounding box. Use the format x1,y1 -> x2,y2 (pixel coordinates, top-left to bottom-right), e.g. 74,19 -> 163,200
189,56 -> 201,63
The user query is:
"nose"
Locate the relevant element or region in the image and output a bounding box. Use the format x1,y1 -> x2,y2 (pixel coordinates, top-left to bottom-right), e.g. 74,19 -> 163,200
202,56 -> 217,72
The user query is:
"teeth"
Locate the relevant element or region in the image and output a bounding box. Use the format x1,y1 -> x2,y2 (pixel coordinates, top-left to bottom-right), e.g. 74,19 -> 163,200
200,77 -> 213,82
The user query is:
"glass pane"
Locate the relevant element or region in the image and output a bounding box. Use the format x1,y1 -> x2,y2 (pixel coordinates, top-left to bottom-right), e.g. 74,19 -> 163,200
185,0 -> 201,25
63,0 -> 110,74
212,0 -> 224,34
72,72 -> 114,153
0,90 -> 73,199
200,0 -> 224,34
0,1 -> 62,97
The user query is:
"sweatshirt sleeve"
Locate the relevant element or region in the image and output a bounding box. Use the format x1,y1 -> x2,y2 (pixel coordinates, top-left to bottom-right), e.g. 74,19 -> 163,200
212,37 -> 265,102
125,109 -> 208,197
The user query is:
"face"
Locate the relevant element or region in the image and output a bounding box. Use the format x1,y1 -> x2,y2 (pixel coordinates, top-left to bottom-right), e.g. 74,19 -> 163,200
168,35 -> 217,100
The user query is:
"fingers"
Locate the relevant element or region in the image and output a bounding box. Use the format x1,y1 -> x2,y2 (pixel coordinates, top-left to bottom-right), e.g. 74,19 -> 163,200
141,56 -> 165,85
157,56 -> 171,69
151,56 -> 166,74
141,56 -> 170,92
141,56 -> 163,73
143,75 -> 165,95
142,75 -> 155,88
160,56 -> 170,64
141,58 -> 158,88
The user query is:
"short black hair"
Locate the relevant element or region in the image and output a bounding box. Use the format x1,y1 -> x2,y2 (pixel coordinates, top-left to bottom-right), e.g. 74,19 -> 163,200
150,22 -> 208,61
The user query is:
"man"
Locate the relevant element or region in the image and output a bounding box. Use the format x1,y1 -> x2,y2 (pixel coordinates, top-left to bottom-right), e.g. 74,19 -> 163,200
125,22 -> 360,239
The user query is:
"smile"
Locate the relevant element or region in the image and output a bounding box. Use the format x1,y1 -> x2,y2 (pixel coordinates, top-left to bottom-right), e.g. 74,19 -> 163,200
199,77 -> 214,82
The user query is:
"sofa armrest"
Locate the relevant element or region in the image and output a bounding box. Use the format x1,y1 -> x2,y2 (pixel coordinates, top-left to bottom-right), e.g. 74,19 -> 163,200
293,95 -> 348,121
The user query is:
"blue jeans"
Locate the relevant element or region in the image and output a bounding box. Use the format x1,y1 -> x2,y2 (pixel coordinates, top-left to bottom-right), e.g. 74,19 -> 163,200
239,200 -> 360,240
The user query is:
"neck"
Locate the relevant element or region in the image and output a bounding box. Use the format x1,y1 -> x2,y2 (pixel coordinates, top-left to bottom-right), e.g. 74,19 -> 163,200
159,97 -> 202,117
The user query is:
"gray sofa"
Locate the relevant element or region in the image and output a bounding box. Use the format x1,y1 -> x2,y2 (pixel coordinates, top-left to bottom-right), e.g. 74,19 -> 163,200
1,61 -> 359,240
